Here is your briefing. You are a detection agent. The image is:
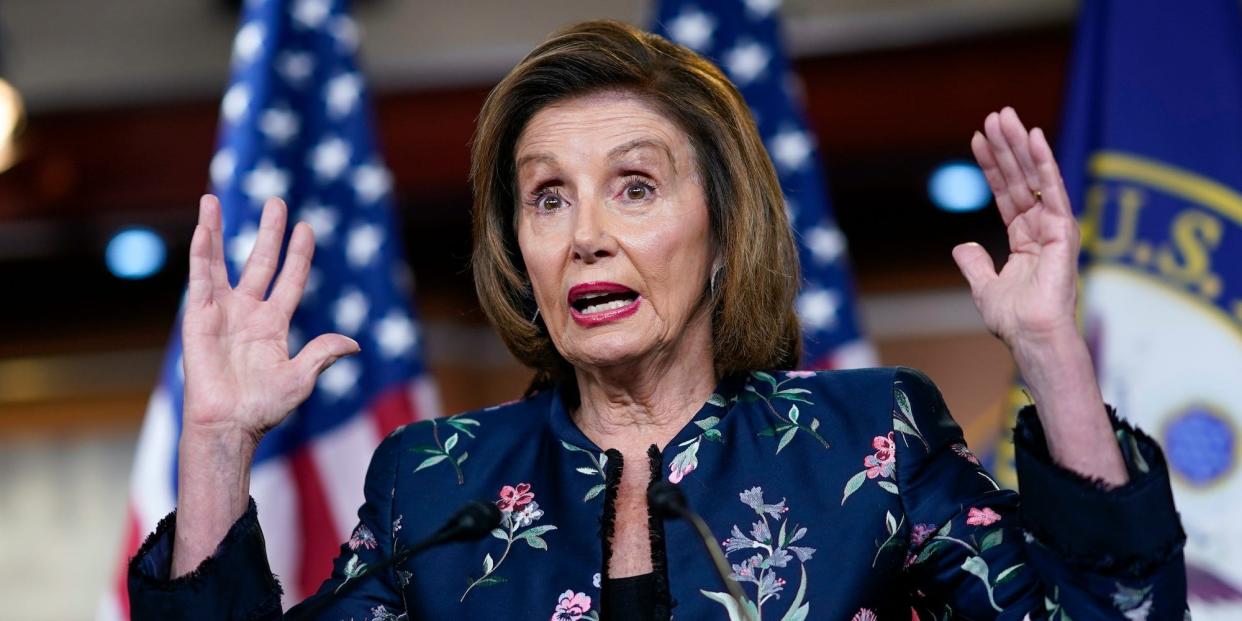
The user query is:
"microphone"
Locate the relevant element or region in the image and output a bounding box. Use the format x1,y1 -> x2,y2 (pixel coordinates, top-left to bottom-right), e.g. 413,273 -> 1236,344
292,500 -> 501,620
648,481 -> 755,621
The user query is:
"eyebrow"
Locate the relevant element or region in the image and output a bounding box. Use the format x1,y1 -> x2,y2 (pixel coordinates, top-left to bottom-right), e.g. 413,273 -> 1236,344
608,138 -> 677,174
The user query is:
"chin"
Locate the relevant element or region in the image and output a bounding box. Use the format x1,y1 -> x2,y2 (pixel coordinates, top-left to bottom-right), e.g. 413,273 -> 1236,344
561,329 -> 656,371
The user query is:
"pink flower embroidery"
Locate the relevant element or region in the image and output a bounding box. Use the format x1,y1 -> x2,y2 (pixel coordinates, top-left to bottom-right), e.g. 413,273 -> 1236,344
951,443 -> 980,465
669,459 -> 695,484
348,524 -> 377,550
966,507 -> 1002,527
864,432 -> 896,479
551,590 -> 592,621
497,482 -> 535,512
785,370 -> 817,378
852,608 -> 878,621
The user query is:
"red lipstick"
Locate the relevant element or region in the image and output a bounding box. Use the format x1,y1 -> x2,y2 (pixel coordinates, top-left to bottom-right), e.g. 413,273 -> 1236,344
567,281 -> 642,327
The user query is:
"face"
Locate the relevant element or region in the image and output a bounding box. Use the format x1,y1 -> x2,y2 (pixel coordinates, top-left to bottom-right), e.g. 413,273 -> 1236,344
514,91 -> 715,373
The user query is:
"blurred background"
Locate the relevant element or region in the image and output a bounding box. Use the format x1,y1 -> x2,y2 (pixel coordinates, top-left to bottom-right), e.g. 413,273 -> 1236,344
0,0 -> 1228,619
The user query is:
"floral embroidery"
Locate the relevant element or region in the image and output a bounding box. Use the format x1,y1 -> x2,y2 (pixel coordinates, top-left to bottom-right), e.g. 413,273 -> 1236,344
348,524 -> 377,550
409,415 -> 479,485
497,483 -> 534,511
665,392 -> 731,483
904,523 -> 937,567
852,609 -> 878,621
865,433 -> 896,479
872,510 -> 907,568
561,441 -> 608,502
1111,582 -> 1154,620
842,384 -> 935,505
842,434 -> 899,504
744,371 -> 830,452
951,442 -> 980,465
908,519 -> 1023,613
461,482 -> 558,601
550,590 -> 599,621
368,604 -> 400,620
703,486 -> 815,620
336,553 -> 367,594
966,507 -> 1001,527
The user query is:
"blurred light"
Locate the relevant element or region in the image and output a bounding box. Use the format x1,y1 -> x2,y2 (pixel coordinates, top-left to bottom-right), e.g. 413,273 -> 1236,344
928,161 -> 990,212
0,78 -> 23,173
106,227 -> 167,280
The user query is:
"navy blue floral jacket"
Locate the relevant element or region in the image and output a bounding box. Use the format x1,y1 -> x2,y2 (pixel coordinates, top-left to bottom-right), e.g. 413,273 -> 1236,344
130,367 -> 1187,620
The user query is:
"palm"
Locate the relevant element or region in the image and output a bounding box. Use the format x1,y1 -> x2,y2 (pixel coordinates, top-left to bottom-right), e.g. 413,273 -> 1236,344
182,196 -> 359,439
954,108 -> 1081,347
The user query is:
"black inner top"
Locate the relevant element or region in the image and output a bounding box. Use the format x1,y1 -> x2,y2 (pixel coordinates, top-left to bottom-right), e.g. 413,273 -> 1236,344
601,572 -> 658,620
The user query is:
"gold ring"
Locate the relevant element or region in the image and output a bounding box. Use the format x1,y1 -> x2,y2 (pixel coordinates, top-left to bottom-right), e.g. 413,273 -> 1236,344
1031,189 -> 1043,202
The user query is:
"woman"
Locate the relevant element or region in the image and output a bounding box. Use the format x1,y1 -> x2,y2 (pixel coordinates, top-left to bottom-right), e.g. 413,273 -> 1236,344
130,20 -> 1186,620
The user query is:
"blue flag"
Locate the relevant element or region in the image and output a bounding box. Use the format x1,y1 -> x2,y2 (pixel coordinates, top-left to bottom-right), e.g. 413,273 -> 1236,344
651,0 -> 874,369
1060,0 -> 1242,613
106,0 -> 439,615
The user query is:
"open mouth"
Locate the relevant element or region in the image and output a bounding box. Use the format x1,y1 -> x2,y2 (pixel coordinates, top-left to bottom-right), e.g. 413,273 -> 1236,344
567,282 -> 641,324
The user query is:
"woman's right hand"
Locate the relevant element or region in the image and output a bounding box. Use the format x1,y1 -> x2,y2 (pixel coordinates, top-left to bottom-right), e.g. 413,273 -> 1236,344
172,195 -> 360,577
183,195 -> 361,445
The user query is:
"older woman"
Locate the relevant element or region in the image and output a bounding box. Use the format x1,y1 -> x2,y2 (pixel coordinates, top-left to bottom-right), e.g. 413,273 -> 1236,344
129,20 -> 1185,620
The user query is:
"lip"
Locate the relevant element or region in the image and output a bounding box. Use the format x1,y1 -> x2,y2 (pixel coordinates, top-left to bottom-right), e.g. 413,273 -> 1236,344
567,281 -> 642,327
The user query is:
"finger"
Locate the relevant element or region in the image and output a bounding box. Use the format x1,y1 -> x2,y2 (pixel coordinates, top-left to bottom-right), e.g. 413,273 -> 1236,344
1029,127 -> 1075,218
952,242 -> 998,297
186,224 -> 213,309
292,333 -> 362,385
198,195 -> 232,295
236,198 -> 289,299
983,111 -> 1037,214
269,222 -> 315,318
998,107 -> 1042,194
970,131 -> 1018,225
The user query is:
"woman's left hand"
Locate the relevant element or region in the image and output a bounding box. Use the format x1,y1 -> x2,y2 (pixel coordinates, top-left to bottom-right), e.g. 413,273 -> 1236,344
954,107 -> 1081,350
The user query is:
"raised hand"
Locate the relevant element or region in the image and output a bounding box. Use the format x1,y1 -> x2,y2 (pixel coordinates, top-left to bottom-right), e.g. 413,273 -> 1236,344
955,108 -> 1127,487
183,195 -> 360,441
173,195 -> 360,577
953,107 -> 1081,350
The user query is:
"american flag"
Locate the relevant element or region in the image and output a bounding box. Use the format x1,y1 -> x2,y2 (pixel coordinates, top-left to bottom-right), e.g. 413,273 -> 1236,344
652,0 -> 874,369
100,0 -> 439,617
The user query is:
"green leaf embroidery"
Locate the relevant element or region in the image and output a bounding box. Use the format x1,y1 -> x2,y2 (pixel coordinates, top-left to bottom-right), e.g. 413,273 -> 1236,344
752,370 -> 778,389
575,466 -> 599,476
993,562 -> 1024,587
695,416 -> 722,430
961,556 -> 1002,612
980,529 -> 1003,552
482,553 -> 494,574
523,536 -> 548,550
776,427 -> 799,454
707,393 -> 730,407
414,454 -> 448,472
519,525 -> 558,539
788,404 -> 800,423
810,418 -> 820,432
704,428 -> 723,442
490,528 -> 507,541
885,511 -> 898,535
841,470 -> 867,505
778,565 -> 810,621
443,433 -> 459,452
455,451 -> 469,466
878,481 -> 899,494
584,483 -> 606,501
472,575 -> 507,588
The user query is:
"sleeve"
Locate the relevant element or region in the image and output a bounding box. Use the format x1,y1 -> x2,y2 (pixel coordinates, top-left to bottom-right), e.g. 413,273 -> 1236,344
891,367 -> 1188,621
127,428 -> 410,621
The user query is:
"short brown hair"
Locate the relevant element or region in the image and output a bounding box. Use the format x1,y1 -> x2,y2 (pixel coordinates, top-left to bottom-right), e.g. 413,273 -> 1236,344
470,19 -> 801,386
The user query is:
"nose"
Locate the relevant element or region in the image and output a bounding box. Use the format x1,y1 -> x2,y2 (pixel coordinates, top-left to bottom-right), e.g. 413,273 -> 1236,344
571,196 -> 617,264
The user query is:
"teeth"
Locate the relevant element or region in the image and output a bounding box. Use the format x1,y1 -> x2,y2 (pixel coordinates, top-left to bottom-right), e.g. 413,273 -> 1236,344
580,292 -> 610,301
581,299 -> 632,314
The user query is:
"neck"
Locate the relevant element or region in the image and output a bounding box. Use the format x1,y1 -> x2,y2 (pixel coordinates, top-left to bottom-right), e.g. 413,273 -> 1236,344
572,316 -> 716,453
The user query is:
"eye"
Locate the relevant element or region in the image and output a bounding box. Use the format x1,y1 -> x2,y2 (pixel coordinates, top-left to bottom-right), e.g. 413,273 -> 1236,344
526,187 -> 567,211
621,178 -> 656,202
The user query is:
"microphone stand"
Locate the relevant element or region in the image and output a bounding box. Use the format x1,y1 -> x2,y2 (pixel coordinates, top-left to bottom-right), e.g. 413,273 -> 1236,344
290,500 -> 501,620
